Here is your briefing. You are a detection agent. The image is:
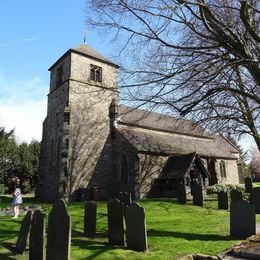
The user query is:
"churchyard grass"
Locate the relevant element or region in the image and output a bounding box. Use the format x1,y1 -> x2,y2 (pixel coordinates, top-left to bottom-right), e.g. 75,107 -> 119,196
1,196 -> 260,259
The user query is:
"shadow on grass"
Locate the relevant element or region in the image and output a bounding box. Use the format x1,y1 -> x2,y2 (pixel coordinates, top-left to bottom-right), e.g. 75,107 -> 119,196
0,241 -> 21,260
148,229 -> 233,241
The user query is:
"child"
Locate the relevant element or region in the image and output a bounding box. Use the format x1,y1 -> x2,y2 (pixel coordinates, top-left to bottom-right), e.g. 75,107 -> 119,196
11,177 -> 22,219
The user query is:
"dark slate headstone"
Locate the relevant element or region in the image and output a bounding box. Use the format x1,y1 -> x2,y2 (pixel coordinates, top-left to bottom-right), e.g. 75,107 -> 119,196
125,202 -> 148,252
107,199 -> 124,246
177,184 -> 187,204
244,177 -> 253,193
230,189 -> 243,202
84,201 -> 97,237
119,192 -> 132,207
46,199 -> 71,260
230,200 -> 255,238
250,187 -> 260,214
192,183 -> 203,206
217,191 -> 228,210
29,210 -> 45,260
14,210 -> 33,254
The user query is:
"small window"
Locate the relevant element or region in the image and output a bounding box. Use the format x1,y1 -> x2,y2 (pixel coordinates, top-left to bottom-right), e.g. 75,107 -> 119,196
120,154 -> 129,184
90,65 -> 102,82
56,65 -> 63,88
220,160 -> 226,178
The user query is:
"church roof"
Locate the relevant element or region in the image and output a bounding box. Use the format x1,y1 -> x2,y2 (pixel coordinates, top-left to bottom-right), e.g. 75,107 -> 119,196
118,126 -> 238,159
118,105 -> 208,137
49,44 -> 119,70
71,44 -> 119,68
158,153 -> 210,179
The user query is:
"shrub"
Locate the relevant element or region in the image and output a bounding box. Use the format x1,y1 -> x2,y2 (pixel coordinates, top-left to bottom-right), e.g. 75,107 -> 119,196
207,184 -> 245,194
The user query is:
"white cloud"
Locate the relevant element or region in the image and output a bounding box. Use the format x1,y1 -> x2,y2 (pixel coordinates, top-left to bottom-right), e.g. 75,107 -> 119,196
0,99 -> 47,143
0,74 -> 48,143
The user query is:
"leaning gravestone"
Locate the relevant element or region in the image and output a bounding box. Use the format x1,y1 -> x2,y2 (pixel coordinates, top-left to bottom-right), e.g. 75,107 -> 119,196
230,189 -> 243,202
107,199 -> 124,246
14,210 -> 33,254
177,184 -> 186,204
244,177 -> 253,193
192,183 -> 203,206
84,201 -> 97,237
119,192 -> 132,207
46,199 -> 71,260
250,187 -> 260,214
29,210 -> 45,260
125,202 -> 148,251
217,191 -> 228,210
230,200 -> 255,238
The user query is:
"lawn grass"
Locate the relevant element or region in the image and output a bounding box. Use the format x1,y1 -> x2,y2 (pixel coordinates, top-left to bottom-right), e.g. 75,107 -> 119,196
0,196 -> 258,259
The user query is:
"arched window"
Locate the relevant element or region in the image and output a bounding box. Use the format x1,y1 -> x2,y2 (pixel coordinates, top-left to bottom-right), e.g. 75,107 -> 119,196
220,160 -> 226,178
90,65 -> 102,82
120,154 -> 129,184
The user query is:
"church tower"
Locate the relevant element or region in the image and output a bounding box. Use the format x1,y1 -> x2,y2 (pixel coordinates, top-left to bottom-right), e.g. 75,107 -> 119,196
36,44 -> 119,201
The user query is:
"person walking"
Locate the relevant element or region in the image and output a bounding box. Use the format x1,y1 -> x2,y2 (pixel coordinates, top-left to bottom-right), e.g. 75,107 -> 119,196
11,177 -> 22,219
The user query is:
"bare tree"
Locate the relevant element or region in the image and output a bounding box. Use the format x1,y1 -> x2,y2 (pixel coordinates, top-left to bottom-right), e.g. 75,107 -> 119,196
87,0 -> 260,150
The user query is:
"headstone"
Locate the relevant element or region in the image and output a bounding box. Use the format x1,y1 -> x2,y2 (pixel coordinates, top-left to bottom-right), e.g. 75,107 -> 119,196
217,191 -> 228,210
107,199 -> 124,246
29,210 -> 45,260
84,201 -> 97,237
244,177 -> 253,193
46,199 -> 71,260
192,183 -> 203,206
14,210 -> 33,254
230,190 -> 243,202
125,202 -> 148,251
119,192 -> 132,207
177,184 -> 186,204
250,187 -> 260,214
230,200 -> 255,238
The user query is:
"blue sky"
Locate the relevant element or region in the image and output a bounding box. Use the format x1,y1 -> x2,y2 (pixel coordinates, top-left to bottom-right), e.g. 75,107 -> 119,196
0,0 -> 112,142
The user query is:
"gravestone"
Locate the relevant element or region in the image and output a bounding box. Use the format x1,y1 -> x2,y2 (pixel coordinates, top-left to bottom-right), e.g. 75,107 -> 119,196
46,199 -> 71,260
192,183 -> 203,206
250,187 -> 260,214
29,210 -> 45,260
230,200 -> 255,238
230,189 -> 243,202
107,199 -> 124,246
119,192 -> 132,207
14,210 -> 33,254
177,184 -> 186,204
244,177 -> 253,193
84,201 -> 97,237
217,191 -> 228,210
125,202 -> 148,251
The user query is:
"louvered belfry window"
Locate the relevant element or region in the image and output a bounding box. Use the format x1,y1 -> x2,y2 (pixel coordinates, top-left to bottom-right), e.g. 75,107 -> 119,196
90,65 -> 102,82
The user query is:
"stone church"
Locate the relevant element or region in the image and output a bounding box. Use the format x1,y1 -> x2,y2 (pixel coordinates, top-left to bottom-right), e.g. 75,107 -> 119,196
36,43 -> 242,202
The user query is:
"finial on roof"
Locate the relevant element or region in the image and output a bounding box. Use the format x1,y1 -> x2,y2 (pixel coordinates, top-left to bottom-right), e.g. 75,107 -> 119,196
83,28 -> 87,45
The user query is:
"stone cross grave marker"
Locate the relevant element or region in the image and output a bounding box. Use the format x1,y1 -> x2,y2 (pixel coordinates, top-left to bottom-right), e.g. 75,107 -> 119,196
217,191 -> 228,210
230,200 -> 255,238
107,198 -> 124,246
244,176 -> 253,193
46,199 -> 71,260
125,202 -> 148,251
84,201 -> 97,237
250,187 -> 260,214
14,210 -> 33,254
177,184 -> 186,204
230,189 -> 243,202
119,191 -> 132,207
192,183 -> 203,206
29,209 -> 45,260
